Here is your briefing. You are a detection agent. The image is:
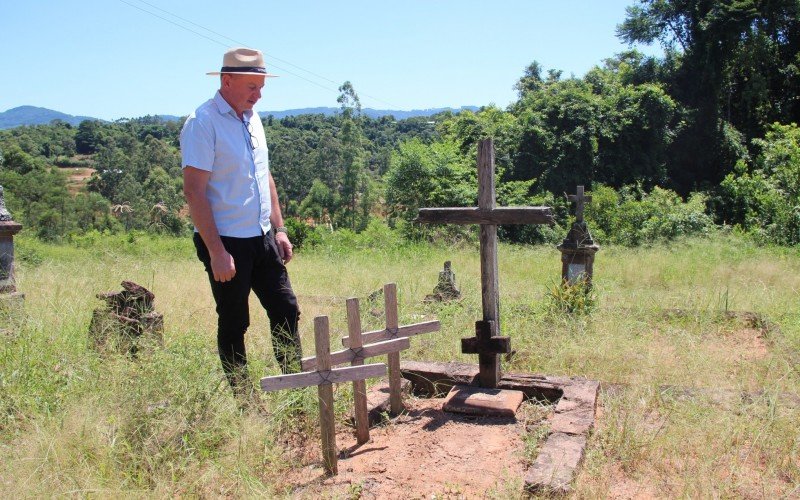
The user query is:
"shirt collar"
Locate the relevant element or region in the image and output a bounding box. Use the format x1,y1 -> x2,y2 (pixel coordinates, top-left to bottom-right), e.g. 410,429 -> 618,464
213,91 -> 254,121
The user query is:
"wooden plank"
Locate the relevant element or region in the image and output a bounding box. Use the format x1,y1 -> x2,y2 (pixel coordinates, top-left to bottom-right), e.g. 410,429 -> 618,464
477,138 -> 496,210
416,207 -> 554,225
341,320 -> 440,347
302,337 -> 410,371
385,283 -> 403,414
477,140 -> 501,390
347,298 -> 370,445
260,362 -> 386,392
314,316 -> 337,475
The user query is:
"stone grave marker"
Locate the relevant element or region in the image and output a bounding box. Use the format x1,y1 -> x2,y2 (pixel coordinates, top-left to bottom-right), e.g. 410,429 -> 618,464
557,185 -> 600,285
424,261 -> 461,302
0,186 -> 24,308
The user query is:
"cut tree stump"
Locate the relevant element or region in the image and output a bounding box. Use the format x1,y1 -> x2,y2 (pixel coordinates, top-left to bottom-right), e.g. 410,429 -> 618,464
89,281 -> 163,354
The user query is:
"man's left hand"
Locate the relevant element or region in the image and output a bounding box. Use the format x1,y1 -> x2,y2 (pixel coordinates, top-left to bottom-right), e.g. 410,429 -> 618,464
275,231 -> 294,263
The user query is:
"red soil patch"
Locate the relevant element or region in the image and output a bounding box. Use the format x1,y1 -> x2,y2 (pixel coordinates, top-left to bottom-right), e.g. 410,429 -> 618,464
286,397 -> 539,498
63,167 -> 95,195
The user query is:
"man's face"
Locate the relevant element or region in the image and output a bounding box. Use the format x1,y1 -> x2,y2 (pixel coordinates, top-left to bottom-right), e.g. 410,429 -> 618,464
221,73 -> 266,115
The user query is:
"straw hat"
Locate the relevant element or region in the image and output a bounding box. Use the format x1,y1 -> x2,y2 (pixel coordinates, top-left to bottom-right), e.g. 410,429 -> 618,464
206,47 -> 278,77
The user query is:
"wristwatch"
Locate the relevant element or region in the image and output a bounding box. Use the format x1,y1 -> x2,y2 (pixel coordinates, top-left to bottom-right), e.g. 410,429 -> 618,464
275,226 -> 288,234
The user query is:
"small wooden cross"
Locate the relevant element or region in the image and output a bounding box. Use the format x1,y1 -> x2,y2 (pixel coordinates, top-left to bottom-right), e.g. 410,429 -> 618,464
567,185 -> 592,224
461,320 -> 511,385
301,297 -> 410,445
261,316 -> 387,475
342,283 -> 440,414
417,139 -> 554,388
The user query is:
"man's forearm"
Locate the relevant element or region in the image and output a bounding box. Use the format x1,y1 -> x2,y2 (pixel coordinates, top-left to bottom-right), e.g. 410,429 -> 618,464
269,173 -> 285,230
187,192 -> 225,254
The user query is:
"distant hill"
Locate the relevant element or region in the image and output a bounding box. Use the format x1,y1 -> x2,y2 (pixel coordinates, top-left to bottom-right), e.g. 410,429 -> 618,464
0,105 -> 480,130
260,106 -> 480,120
0,106 -> 99,129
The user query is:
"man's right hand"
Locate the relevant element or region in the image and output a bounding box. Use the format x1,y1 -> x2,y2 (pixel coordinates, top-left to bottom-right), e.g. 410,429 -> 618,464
211,250 -> 236,282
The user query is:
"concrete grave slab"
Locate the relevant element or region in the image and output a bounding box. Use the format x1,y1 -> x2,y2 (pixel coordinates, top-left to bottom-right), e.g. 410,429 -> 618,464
442,385 -> 524,417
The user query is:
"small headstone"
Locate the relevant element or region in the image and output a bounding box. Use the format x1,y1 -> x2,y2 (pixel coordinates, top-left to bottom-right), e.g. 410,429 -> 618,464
89,281 -> 163,354
0,185 -> 24,309
0,186 -> 12,222
558,185 -> 600,285
425,261 -> 461,302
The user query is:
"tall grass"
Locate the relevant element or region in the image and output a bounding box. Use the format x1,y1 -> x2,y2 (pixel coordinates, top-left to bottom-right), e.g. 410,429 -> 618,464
2,231 -> 799,496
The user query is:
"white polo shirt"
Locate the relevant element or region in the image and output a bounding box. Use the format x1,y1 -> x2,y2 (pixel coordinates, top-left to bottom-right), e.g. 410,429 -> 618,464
180,91 -> 271,238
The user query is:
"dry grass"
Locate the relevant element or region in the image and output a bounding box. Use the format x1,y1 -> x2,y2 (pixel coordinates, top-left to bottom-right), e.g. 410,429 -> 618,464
2,233 -> 799,497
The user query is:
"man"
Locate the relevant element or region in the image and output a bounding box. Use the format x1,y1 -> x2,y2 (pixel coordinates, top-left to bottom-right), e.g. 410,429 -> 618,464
180,47 -> 302,395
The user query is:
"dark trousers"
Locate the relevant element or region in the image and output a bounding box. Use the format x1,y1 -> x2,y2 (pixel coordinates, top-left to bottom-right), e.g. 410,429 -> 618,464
194,232 -> 302,389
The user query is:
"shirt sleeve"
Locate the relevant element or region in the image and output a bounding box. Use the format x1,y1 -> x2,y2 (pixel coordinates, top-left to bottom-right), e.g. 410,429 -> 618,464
180,114 -> 215,172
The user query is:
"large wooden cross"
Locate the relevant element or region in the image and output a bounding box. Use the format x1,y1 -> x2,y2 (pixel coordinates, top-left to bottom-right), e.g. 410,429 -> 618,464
261,316 -> 387,475
567,185 -> 592,224
417,139 -> 554,388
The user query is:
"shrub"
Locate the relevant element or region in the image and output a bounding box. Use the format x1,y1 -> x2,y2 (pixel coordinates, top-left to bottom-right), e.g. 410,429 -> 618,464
585,184 -> 714,246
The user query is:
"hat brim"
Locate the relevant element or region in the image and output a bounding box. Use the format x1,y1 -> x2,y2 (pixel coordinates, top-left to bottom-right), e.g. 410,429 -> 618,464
207,70 -> 279,77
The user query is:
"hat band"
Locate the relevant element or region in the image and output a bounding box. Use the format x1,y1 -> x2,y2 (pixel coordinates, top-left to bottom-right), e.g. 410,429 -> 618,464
221,66 -> 267,74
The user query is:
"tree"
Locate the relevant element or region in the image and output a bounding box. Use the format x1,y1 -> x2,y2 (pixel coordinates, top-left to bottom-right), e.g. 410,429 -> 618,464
618,0 -> 800,190
337,81 -> 371,230
514,61 -> 544,98
75,120 -> 104,154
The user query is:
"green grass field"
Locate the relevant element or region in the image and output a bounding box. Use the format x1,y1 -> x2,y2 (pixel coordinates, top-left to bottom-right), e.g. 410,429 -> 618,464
2,232 -> 799,497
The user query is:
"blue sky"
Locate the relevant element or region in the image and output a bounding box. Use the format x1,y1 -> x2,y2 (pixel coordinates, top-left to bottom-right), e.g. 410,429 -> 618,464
1,1 -> 660,120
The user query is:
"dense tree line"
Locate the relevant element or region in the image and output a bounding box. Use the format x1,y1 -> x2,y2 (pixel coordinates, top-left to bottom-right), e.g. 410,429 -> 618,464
1,1 -> 799,246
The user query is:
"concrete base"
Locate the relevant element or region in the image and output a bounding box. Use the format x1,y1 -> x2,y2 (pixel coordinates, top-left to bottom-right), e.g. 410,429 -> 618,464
525,432 -> 587,495
442,385 -> 524,417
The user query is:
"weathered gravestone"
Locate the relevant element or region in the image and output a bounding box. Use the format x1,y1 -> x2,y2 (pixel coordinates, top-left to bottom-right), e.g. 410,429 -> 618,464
416,138 -> 554,390
0,186 -> 24,308
424,261 -> 461,302
89,281 -> 164,354
557,185 -> 600,285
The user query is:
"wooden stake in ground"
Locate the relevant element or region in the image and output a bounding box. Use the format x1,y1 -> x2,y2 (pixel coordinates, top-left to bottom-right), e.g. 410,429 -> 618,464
342,283 -> 440,414
261,316 -> 387,475
416,138 -> 554,388
301,299 -> 410,445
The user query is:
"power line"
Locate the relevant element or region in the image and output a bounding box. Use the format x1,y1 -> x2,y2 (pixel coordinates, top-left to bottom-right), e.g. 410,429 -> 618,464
118,0 -> 397,108
136,0 -> 341,87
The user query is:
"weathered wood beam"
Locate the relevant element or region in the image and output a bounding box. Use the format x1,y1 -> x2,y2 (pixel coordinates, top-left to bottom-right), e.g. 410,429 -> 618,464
301,337 -> 410,372
260,362 -> 386,392
416,207 -> 554,225
461,336 -> 511,354
384,283 -> 403,414
346,298 -> 369,445
341,320 -> 440,347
